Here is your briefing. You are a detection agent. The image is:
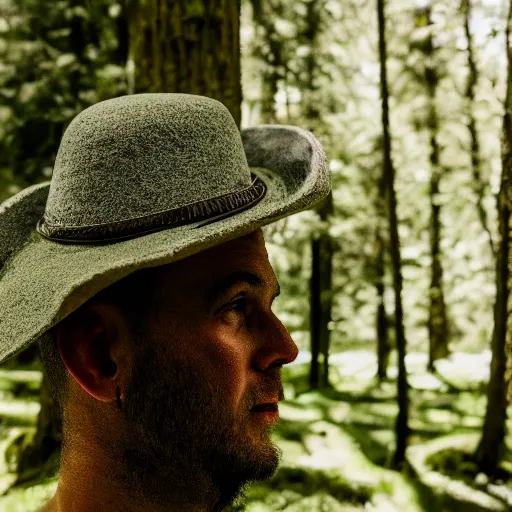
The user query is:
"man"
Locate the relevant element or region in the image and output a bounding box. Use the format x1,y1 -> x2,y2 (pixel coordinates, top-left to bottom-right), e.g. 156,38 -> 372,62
0,93 -> 330,511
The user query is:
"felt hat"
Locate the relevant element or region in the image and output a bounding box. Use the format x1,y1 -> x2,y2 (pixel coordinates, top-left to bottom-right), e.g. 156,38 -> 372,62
0,93 -> 330,364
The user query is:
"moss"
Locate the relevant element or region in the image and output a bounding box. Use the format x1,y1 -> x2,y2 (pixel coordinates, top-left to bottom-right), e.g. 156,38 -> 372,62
426,447 -> 512,484
266,466 -> 372,504
182,0 -> 206,21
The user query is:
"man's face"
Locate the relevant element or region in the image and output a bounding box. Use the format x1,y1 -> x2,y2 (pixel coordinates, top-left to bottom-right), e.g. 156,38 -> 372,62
112,228 -> 299,510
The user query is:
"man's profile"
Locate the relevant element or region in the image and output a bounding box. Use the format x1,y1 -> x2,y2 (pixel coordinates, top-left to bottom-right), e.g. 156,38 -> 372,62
0,93 -> 330,511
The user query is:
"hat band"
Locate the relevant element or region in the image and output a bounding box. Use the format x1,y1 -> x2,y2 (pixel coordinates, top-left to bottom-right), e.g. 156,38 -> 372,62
35,174 -> 267,244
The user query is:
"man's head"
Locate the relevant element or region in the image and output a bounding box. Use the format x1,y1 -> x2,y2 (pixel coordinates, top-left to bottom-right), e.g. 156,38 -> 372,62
38,228 -> 298,511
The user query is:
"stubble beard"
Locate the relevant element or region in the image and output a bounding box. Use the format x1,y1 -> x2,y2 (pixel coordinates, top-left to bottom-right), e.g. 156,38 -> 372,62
110,337 -> 282,511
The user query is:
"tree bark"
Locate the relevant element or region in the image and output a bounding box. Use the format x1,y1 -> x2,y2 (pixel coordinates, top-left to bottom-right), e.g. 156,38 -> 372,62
461,0 -> 495,258
297,0 -> 333,391
418,6 -> 449,371
375,225 -> 390,382
376,0 -> 410,469
309,192 -> 334,390
129,0 -> 242,127
248,0 -> 285,124
474,0 -> 512,475
374,150 -> 390,382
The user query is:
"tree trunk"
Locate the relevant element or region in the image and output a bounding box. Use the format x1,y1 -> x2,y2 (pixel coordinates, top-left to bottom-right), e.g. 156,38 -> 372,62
413,5 -> 450,371
129,0 -> 242,127
376,0 -> 410,469
474,0 -> 512,475
298,0 -> 333,391
461,0 -> 495,258
375,156 -> 390,382
260,70 -> 279,125
375,226 -> 390,381
428,161 -> 449,370
310,234 -> 321,390
248,0 -> 284,124
309,192 -> 334,390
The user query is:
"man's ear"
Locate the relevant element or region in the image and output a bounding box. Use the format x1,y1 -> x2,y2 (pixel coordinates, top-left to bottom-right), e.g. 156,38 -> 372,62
56,301 -> 132,403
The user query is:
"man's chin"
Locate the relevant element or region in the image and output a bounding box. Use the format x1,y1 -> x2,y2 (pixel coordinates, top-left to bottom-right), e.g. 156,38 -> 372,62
217,433 -> 282,483
209,443 -> 281,512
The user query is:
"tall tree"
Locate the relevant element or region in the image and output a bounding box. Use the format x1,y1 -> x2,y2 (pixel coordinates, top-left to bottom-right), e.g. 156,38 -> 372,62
474,0 -> 512,475
376,0 -> 410,469
461,0 -> 495,258
309,191 -> 334,390
128,0 -> 242,126
374,165 -> 390,382
297,0 -> 334,391
414,4 -> 450,371
248,0 -> 288,124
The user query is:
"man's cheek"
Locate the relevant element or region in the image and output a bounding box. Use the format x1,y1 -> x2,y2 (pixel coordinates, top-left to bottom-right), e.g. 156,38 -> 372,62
203,340 -> 248,408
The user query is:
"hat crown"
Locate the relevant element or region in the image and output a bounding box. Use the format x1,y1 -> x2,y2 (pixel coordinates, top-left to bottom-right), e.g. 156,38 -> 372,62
43,94 -> 252,227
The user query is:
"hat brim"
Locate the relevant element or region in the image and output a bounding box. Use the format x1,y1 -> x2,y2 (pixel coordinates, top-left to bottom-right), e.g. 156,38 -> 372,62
0,125 -> 330,363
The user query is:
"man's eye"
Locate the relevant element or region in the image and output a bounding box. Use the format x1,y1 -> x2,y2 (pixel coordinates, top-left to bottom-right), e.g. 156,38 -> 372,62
225,298 -> 247,313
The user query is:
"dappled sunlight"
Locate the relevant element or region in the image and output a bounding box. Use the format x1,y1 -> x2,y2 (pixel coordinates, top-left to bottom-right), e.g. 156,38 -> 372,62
0,371 -> 42,386
408,434 -> 511,511
435,352 -> 492,386
0,400 -> 39,426
408,372 -> 446,391
0,349 -> 509,510
279,402 -> 323,423
0,475 -> 57,512
420,408 -> 462,426
325,401 -> 351,424
2,0 -> 512,509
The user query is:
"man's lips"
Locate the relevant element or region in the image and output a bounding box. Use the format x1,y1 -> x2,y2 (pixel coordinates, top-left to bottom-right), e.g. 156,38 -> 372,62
249,403 -> 278,412
249,402 -> 279,423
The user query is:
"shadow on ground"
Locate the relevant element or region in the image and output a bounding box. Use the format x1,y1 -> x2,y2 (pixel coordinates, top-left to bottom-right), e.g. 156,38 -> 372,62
0,351 -> 510,511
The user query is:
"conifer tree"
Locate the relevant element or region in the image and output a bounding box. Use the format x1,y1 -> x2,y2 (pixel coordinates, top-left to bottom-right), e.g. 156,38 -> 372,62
376,0 -> 410,469
474,0 -> 512,475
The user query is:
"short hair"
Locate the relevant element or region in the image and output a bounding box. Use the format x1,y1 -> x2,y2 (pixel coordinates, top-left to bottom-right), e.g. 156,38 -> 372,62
37,265 -> 164,424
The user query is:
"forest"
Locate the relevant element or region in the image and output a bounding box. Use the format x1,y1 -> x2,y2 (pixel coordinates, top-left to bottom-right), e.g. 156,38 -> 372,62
0,0 -> 511,510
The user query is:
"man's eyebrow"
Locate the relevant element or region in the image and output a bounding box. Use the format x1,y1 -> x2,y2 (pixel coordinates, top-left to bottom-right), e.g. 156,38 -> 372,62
203,270 -> 281,306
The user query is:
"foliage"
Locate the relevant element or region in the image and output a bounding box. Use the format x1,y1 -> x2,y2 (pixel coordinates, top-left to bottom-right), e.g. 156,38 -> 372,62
245,0 -> 506,356
1,0 -> 512,503
0,0 -> 128,202
0,0 -> 507,353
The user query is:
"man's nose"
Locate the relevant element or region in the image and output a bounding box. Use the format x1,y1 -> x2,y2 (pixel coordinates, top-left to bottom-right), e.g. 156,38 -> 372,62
255,312 -> 299,370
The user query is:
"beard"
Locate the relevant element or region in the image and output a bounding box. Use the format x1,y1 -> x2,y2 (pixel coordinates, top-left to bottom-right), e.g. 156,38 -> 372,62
109,334 -> 283,511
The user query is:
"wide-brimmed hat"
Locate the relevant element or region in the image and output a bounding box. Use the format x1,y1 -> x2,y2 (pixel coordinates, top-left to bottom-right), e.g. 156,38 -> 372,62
0,93 -> 330,364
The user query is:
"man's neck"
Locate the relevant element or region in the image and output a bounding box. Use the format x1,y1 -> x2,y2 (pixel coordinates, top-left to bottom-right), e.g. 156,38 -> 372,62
39,482 -> 209,512
40,450 -> 216,512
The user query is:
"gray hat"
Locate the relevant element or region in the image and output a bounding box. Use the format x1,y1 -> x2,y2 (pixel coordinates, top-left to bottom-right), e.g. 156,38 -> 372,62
0,93 -> 330,364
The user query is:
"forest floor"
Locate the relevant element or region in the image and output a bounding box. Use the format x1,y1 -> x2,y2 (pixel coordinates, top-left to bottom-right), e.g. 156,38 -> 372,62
0,349 -> 510,511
